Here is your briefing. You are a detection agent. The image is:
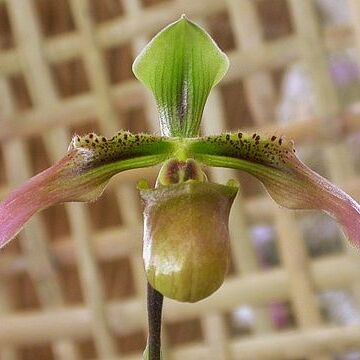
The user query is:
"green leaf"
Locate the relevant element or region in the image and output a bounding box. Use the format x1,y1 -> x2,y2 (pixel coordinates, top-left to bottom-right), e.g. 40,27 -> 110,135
132,15 -> 229,137
187,132 -> 360,247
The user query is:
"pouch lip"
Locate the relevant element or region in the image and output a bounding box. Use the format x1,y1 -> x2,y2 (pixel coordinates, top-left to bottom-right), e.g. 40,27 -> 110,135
139,179 -> 239,206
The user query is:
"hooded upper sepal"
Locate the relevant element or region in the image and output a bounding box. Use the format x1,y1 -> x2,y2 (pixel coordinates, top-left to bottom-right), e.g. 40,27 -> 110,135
132,15 -> 229,137
0,131 -> 174,249
140,179 -> 239,303
189,132 -> 360,247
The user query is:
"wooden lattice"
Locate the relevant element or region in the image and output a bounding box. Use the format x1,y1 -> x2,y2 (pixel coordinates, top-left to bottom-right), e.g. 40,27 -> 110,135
1,0 -> 360,359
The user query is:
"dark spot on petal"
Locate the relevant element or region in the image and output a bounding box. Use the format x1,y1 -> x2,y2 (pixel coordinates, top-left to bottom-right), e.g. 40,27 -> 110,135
271,136 -> 276,141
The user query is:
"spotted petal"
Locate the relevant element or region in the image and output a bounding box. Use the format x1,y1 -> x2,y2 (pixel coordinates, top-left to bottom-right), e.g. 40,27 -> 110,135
188,132 -> 360,246
0,131 -> 174,248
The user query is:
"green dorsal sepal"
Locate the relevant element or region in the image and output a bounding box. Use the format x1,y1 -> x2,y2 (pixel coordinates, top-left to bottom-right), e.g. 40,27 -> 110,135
132,15 -> 229,138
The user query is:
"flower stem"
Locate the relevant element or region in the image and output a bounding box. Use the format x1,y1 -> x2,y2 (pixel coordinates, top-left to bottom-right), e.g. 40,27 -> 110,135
147,281 -> 164,360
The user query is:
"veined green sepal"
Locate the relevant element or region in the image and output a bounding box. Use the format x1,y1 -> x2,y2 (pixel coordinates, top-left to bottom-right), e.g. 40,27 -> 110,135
132,15 -> 229,137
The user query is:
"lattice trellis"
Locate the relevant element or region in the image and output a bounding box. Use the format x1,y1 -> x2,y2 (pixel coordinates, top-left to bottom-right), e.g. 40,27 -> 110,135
1,0 -> 360,359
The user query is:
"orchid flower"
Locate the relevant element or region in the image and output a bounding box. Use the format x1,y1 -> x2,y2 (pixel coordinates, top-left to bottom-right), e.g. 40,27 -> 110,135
1,16 -> 360,359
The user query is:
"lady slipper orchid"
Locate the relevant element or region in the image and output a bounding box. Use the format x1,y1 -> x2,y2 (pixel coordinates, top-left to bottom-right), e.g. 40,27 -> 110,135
0,15 -> 360,359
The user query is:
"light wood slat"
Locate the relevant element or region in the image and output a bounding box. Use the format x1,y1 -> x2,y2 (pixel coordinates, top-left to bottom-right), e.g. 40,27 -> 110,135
226,35 -> 300,82
1,110 -> 80,360
6,0 -> 118,356
121,0 -> 160,133
69,0 -> 148,356
0,279 -> 19,360
0,254 -> 359,345
0,80 -> 28,342
202,314 -> 231,360
322,91 -> 360,325
0,79 -> 144,140
174,325 -> 360,360
349,0 -> 360,65
345,0 -> 360,308
227,0 -> 277,125
5,0 -> 57,104
275,210 -> 324,328
0,0 -> 224,77
69,0 -> 118,136
88,324 -> 360,360
281,2 -> 342,359
275,184 -> 330,355
67,203 -> 118,357
66,0 -> 121,356
0,5 -> 356,77
97,0 -> 224,49
2,324 -> 360,360
0,185 -> 11,200
0,2 -> 80,355
288,0 -> 339,118
0,78 -> 19,360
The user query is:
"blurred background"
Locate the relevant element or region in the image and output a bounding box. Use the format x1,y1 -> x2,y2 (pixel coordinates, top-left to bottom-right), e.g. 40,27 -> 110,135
1,0 -> 360,359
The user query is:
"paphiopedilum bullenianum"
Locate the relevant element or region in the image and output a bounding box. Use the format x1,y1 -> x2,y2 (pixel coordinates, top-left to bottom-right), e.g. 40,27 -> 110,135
1,16 -> 360,359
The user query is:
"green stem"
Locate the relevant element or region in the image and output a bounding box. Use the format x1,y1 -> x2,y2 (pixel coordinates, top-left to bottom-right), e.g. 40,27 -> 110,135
147,281 -> 164,360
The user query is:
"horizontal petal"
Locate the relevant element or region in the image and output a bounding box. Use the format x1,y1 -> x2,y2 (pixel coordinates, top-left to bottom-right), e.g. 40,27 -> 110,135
0,131 -> 174,248
188,132 -> 360,246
